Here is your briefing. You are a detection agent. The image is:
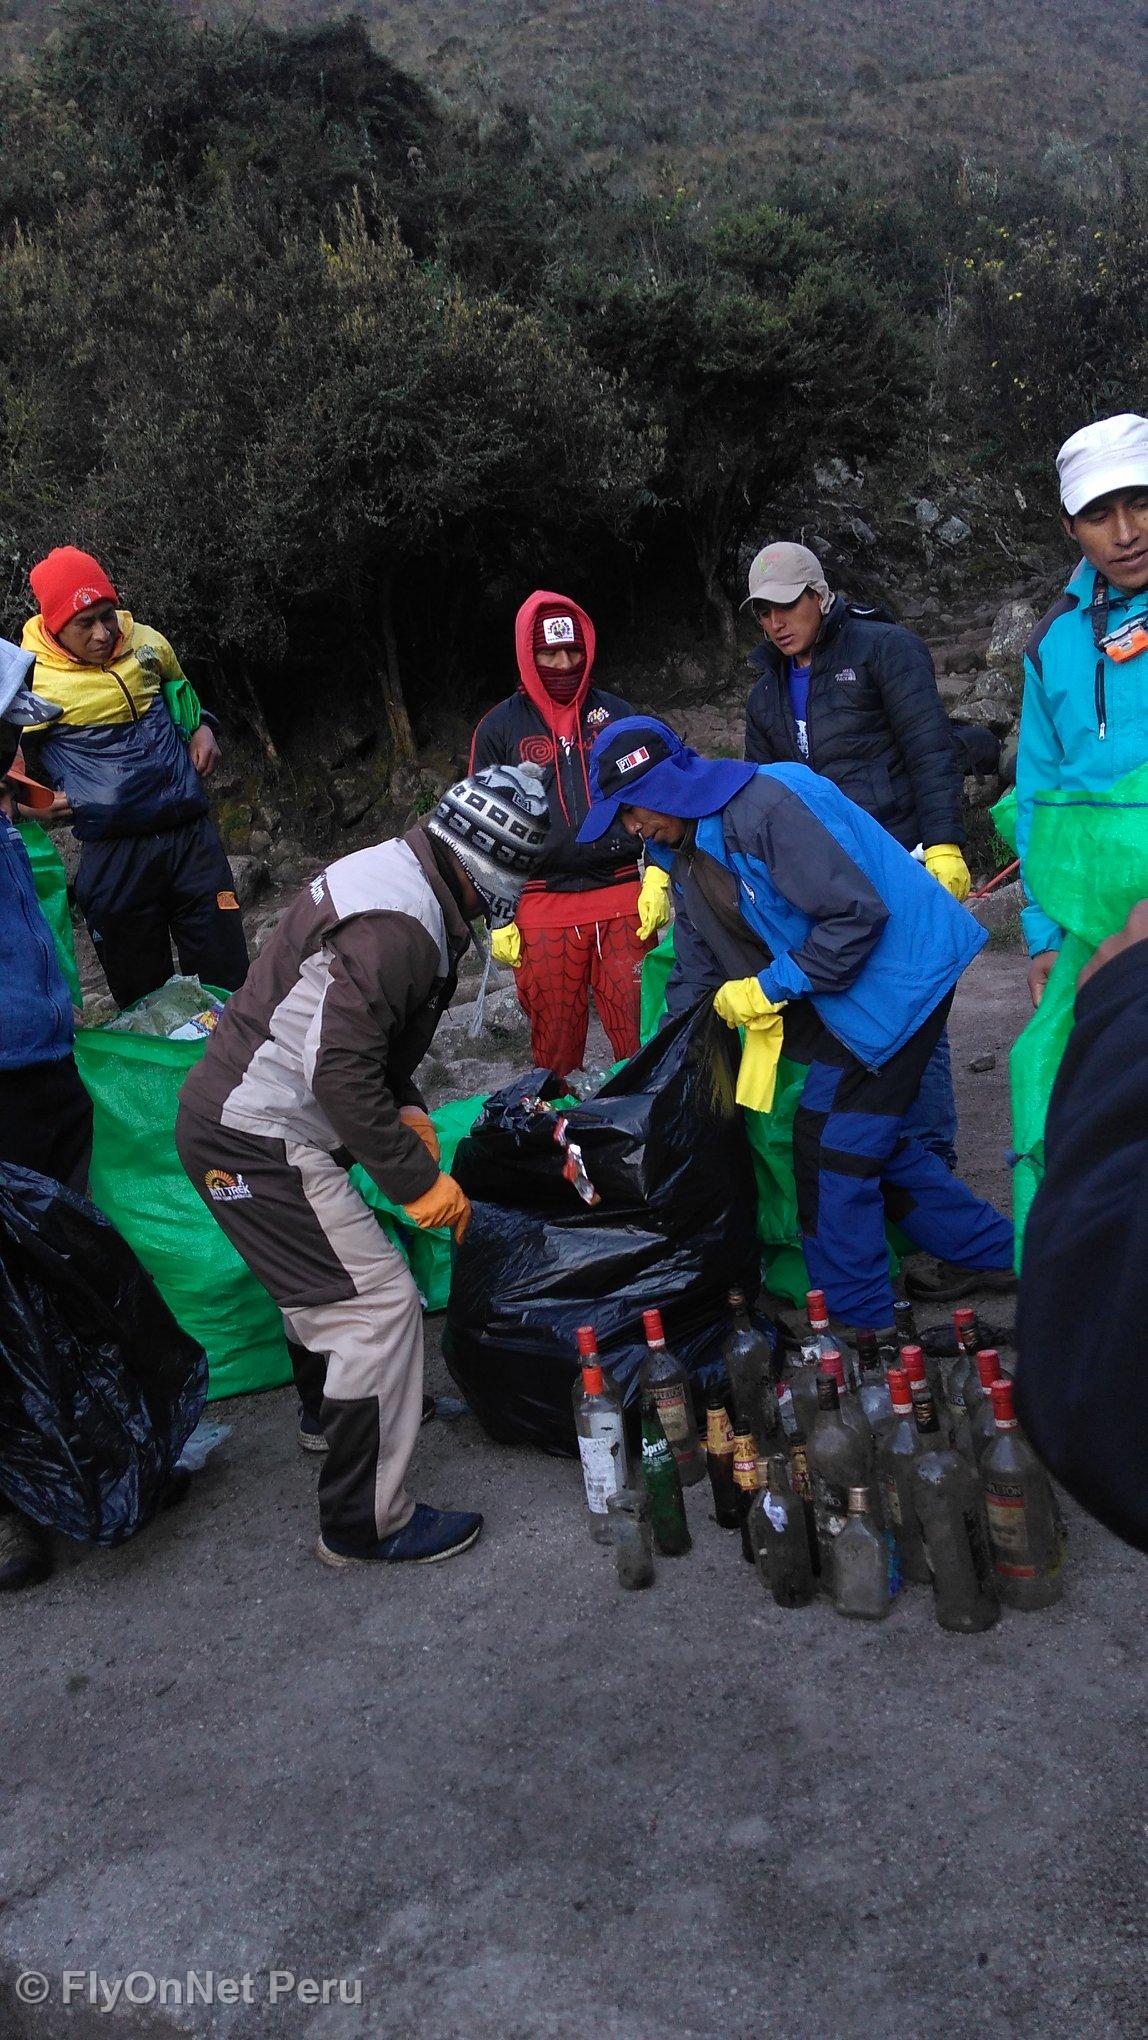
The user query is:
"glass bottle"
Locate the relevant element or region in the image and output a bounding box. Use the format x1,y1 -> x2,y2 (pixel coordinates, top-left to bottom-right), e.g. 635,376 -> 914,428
855,1328 -> 894,1437
747,1452 -> 816,1608
875,1368 -> 932,1586
639,1390 -> 692,1556
968,1350 -> 1004,1467
703,1387 -> 741,1530
639,1307 -> 703,1486
605,1487 -> 655,1589
571,1327 -> 629,1544
901,1342 -> 958,1452
731,1428 -> 761,1564
909,1385 -> 1000,1633
807,1374 -> 871,1594
981,1380 -> 1064,1609
832,1486 -> 891,1620
822,1348 -> 874,1466
783,1397 -> 822,1585
892,1299 -> 919,1350
722,1289 -> 779,1447
944,1307 -> 979,1441
803,1287 -> 855,1388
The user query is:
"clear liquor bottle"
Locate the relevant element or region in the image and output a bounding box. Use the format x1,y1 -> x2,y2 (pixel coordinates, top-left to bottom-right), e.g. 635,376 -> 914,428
832,1486 -> 891,1621
981,1379 -> 1065,1609
875,1368 -> 932,1585
803,1288 -> 856,1388
571,1326 -> 630,1544
969,1350 -> 1004,1467
821,1348 -> 874,1467
855,1327 -> 894,1437
722,1289 -> 779,1447
909,1383 -> 1000,1633
639,1307 -> 703,1486
747,1452 -> 816,1608
901,1342 -> 959,1453
807,1374 -> 871,1594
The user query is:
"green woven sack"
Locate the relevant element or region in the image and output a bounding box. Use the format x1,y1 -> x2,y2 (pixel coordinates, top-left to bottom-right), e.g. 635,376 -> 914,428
1007,761 -> 1148,1257
18,820 -> 82,1006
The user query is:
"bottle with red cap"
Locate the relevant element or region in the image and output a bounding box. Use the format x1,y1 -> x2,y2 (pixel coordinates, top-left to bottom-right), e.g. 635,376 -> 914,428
807,1372 -> 871,1593
909,1369 -> 1000,1633
639,1307 -> 703,1485
821,1349 -> 874,1463
571,1325 -> 630,1543
854,1328 -> 894,1437
801,1288 -> 855,1387
981,1379 -> 1064,1609
875,1369 -> 932,1586
968,1350 -> 1005,1467
943,1308 -> 980,1458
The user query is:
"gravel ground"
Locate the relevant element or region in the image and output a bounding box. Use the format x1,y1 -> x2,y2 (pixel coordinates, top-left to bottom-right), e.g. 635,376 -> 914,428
2,941 -> 1145,2040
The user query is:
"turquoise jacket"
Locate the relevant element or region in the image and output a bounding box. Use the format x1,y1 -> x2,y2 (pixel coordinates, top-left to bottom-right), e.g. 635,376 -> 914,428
1017,558 -> 1148,956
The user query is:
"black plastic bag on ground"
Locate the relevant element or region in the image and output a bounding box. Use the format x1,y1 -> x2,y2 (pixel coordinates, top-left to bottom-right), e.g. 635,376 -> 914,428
0,1162 -> 208,1544
445,999 -> 764,1453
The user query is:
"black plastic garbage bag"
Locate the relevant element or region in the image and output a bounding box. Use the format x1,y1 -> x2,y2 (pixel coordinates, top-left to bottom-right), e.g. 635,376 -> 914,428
0,1162 -> 208,1544
445,999 -> 764,1453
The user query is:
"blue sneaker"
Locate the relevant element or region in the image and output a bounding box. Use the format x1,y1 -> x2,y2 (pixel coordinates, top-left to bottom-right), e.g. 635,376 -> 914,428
316,1503 -> 483,1570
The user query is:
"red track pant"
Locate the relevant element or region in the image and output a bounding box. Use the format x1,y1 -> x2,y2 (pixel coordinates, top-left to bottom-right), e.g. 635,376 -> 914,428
515,907 -> 649,1079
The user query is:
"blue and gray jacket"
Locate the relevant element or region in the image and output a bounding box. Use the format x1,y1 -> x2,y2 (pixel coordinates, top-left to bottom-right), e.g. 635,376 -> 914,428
0,810 -> 74,1070
1017,557 -> 1148,956
662,764 -> 985,1068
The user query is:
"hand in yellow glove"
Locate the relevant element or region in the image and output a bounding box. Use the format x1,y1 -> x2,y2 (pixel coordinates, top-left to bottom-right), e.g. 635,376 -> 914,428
398,1105 -> 440,1163
490,921 -> 522,969
734,1016 -> 785,1113
636,863 -> 672,942
402,1172 -> 472,1242
712,976 -> 786,1031
924,843 -> 971,903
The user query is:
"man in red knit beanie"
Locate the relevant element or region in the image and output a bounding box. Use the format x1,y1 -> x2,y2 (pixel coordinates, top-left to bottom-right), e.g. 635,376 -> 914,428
20,546 -> 248,1008
468,591 -> 671,1080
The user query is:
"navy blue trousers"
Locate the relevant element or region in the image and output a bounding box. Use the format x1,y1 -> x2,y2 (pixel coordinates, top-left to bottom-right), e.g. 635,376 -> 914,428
793,994 -> 1014,1328
75,817 -> 249,1010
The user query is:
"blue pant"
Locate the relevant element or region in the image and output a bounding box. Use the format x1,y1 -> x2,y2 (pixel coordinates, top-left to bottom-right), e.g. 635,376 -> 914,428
901,1026 -> 958,1170
793,997 -> 1013,1328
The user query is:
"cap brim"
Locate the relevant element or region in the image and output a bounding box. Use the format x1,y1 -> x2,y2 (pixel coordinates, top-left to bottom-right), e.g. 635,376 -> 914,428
577,757 -> 757,842
6,768 -> 55,811
741,580 -> 808,609
1062,459 -> 1148,516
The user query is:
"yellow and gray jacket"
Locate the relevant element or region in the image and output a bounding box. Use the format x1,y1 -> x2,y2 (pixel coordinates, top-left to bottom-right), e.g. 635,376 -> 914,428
20,612 -> 209,840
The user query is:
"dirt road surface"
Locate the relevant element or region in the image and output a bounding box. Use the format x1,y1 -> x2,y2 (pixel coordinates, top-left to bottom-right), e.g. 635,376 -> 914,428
2,945 -> 1145,2040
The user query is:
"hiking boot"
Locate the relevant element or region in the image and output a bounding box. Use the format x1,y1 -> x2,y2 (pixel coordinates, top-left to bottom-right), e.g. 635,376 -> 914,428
316,1502 -> 483,1570
902,1257 -> 1018,1304
0,1510 -> 53,1592
298,1395 -> 437,1453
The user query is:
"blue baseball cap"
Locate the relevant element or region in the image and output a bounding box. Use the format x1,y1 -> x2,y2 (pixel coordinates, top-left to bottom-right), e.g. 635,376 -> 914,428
577,715 -> 756,843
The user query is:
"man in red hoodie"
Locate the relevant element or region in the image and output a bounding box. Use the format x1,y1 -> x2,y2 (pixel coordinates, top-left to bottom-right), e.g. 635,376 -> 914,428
469,591 -> 671,1079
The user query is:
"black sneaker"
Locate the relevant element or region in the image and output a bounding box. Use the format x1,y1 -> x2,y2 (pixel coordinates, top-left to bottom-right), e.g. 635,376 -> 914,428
298,1395 -> 436,1453
316,1502 -> 483,1570
902,1257 -> 1018,1303
0,1511 -> 53,1592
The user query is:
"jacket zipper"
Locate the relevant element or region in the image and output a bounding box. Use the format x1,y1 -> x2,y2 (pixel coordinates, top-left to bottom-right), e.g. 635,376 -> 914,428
1095,657 -> 1107,741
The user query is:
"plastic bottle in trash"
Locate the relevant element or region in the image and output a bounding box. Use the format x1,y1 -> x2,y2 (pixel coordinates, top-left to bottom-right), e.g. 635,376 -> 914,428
747,1452 -> 816,1607
572,1326 -> 629,1544
722,1289 -> 778,1446
981,1379 -> 1064,1610
910,1380 -> 1000,1633
640,1390 -> 692,1557
639,1307 -> 703,1486
703,1387 -> 741,1530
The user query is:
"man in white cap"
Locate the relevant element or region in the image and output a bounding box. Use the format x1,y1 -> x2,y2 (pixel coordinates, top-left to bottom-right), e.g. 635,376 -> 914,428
1018,414 -> 1148,1007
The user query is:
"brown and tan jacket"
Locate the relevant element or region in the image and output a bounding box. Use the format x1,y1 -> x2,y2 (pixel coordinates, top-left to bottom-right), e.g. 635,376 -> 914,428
179,827 -> 473,1205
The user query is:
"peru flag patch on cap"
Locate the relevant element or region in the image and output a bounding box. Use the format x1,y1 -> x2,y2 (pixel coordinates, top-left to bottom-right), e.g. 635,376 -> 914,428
616,745 -> 651,774
542,615 -> 576,645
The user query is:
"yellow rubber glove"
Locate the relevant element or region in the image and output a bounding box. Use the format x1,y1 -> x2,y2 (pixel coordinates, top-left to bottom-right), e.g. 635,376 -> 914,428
924,844 -> 972,903
636,863 -> 672,942
402,1172 -> 472,1243
490,922 -> 522,969
398,1106 -> 440,1163
735,1015 -> 785,1113
712,976 -> 786,1031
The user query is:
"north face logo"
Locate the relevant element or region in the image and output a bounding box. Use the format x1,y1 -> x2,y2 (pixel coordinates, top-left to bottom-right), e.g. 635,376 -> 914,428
835,666 -> 860,685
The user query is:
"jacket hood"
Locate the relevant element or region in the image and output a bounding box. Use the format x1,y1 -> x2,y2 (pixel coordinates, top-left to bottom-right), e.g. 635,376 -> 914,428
21,609 -> 135,669
514,590 -> 597,739
746,592 -> 847,675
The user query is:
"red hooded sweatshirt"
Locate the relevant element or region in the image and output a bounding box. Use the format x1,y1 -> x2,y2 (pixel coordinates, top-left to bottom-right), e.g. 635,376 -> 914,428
469,591 -> 640,922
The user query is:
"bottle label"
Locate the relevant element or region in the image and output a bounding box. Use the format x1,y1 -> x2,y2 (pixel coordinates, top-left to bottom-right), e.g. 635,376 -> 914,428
788,1440 -> 812,1502
577,1431 -> 622,1515
983,1476 -> 1037,1576
764,1493 -> 787,1533
733,1442 -> 758,1493
811,1471 -> 848,1539
776,1385 -> 798,1437
706,1404 -> 735,1453
882,1472 -> 903,1527
653,1382 -> 690,1446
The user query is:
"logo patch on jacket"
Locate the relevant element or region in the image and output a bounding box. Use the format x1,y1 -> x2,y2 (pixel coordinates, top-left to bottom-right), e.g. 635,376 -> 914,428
519,735 -> 555,767
585,705 -> 610,729
834,667 -> 860,686
205,1169 -> 253,1203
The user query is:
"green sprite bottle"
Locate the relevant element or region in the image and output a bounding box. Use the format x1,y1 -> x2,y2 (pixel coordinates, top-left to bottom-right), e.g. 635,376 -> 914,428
640,1389 -> 692,1557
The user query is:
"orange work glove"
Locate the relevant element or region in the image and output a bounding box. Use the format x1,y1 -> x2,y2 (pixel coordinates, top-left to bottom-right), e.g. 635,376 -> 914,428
398,1105 -> 441,1163
402,1172 -> 472,1243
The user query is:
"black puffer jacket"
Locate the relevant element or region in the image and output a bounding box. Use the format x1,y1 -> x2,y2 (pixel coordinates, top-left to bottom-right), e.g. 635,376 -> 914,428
744,598 -> 963,850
